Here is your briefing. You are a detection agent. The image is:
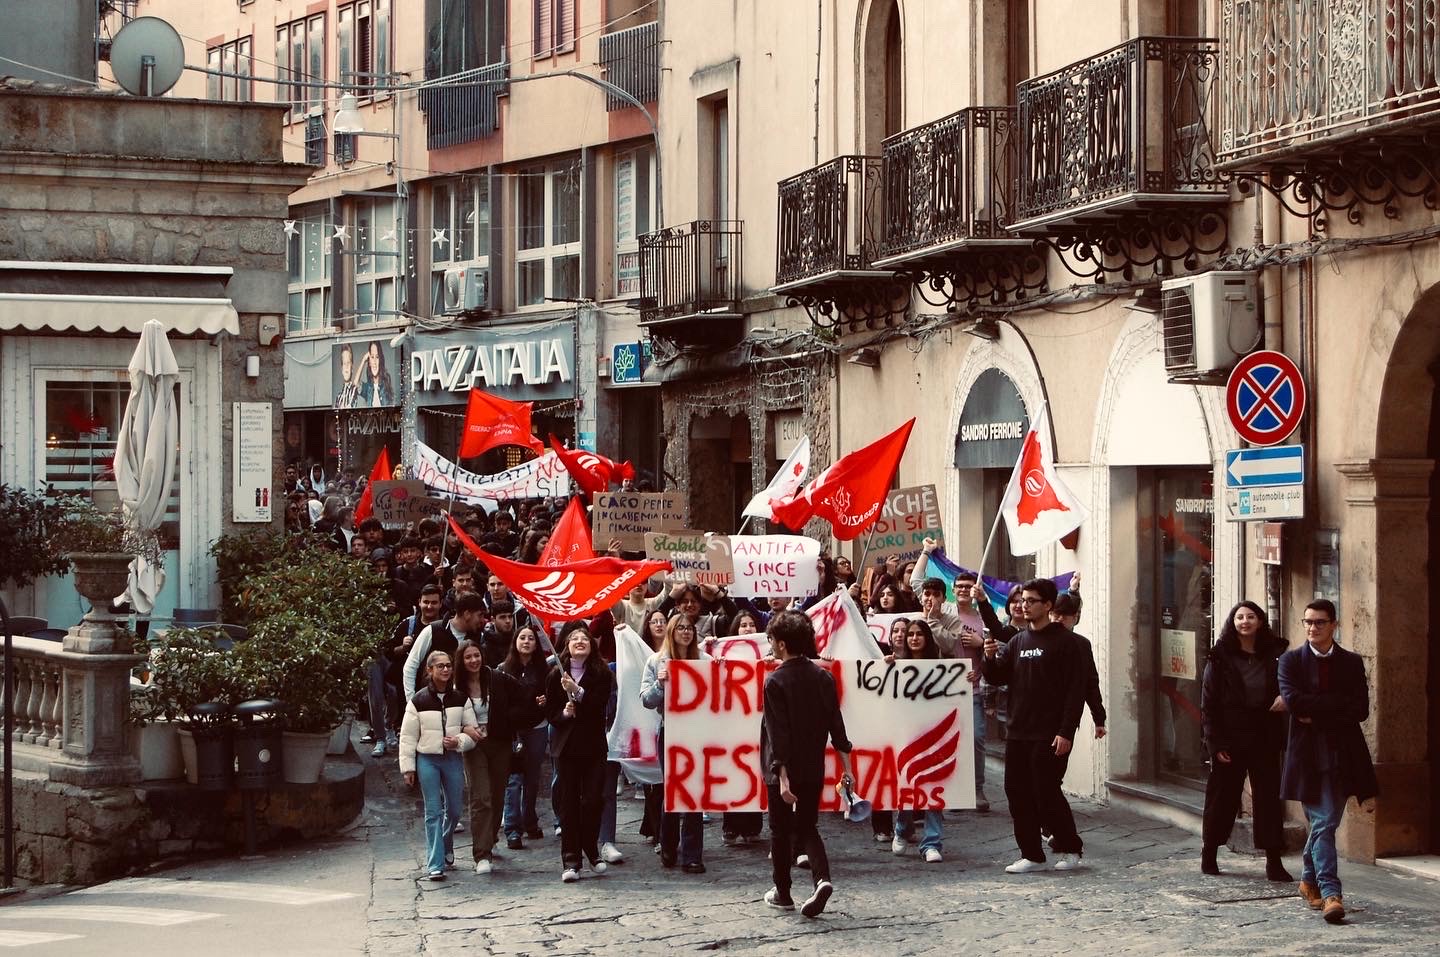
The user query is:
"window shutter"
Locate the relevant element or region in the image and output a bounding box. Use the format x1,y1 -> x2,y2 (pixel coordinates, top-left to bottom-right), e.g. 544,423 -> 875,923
556,0 -> 575,54
534,0 -> 553,58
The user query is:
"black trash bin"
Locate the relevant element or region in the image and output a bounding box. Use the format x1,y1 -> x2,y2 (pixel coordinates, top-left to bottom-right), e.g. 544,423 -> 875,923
187,701 -> 234,790
234,698 -> 284,790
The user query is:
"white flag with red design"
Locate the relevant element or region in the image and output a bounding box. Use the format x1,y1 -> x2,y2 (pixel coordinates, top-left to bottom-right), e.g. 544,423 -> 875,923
806,588 -> 885,660
999,414 -> 1087,555
742,435 -> 810,520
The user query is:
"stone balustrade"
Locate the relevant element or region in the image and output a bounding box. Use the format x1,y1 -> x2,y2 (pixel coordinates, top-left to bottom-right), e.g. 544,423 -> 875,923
2,635 -> 67,772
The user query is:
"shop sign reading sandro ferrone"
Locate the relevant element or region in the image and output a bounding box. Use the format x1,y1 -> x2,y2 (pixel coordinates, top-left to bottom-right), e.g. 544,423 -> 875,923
410,324 -> 576,403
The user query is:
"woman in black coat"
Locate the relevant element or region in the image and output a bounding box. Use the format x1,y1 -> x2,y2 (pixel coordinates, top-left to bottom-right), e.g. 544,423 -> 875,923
1199,600 -> 1292,881
546,621 -> 616,883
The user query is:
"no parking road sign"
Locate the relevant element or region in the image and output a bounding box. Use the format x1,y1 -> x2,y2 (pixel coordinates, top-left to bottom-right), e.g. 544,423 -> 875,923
1226,350 -> 1306,447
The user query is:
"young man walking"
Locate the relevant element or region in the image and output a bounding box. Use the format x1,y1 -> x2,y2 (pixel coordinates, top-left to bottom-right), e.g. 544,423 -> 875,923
760,611 -> 855,918
1278,599 -> 1378,925
981,578 -> 1088,873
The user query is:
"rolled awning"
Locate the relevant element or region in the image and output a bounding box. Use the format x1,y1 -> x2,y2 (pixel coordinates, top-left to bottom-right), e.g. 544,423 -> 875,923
0,293 -> 239,336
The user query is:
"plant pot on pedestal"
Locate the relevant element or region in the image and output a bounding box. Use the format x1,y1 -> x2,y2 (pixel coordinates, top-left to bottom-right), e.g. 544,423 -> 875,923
281,730 -> 331,784
66,552 -> 136,653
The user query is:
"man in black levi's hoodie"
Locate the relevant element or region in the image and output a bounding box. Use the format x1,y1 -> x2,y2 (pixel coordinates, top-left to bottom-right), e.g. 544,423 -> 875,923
981,577 -> 1088,874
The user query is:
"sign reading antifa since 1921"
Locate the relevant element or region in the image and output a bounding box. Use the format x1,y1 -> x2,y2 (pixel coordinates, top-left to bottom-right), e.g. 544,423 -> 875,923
662,658 -> 975,813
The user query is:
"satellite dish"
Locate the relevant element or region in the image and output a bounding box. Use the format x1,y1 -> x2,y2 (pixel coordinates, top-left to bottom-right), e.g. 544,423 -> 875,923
109,17 -> 185,97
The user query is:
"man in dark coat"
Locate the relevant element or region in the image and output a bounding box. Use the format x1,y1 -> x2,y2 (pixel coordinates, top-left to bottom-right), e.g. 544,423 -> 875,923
1278,599 -> 1379,925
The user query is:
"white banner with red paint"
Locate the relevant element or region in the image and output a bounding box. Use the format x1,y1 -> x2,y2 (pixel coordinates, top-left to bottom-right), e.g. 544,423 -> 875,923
662,658 -> 974,812
607,623 -> 662,784
415,440 -> 571,510
808,589 -> 885,659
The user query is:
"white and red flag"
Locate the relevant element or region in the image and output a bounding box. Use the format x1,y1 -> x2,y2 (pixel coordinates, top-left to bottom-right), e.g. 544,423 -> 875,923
459,389 -> 545,458
999,413 -> 1087,555
448,517 -> 667,627
742,435 -> 810,520
548,435 -> 636,497
353,446 -> 393,523
539,496 -> 596,566
772,419 -> 914,541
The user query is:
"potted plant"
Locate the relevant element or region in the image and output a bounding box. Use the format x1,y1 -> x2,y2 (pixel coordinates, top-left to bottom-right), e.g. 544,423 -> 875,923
147,626 -> 236,785
45,493 -> 163,653
0,485 -> 72,589
128,677 -> 184,781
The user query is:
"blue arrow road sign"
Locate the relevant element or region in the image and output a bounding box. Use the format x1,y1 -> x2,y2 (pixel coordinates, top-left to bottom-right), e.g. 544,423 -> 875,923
1225,445 -> 1304,488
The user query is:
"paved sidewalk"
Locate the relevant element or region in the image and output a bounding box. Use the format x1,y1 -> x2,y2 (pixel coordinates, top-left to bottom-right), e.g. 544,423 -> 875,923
360,752 -> 1440,957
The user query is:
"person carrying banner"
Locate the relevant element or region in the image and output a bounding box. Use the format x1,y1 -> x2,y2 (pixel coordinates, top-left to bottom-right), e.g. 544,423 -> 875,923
891,620 -> 948,862
641,614 -> 710,873
981,578 -> 1088,873
761,611 -> 855,918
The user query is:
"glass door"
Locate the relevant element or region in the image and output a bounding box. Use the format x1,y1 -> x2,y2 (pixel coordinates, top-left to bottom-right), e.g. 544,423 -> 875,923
1137,468 -> 1214,788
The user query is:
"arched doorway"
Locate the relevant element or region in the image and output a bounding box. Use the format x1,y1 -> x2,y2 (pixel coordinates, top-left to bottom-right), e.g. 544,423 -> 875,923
858,0 -> 903,156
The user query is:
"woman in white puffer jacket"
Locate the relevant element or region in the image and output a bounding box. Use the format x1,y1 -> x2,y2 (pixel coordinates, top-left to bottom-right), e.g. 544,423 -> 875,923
400,649 -> 478,881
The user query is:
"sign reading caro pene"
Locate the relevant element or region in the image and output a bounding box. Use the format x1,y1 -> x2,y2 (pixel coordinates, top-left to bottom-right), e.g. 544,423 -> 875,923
592,491 -> 687,550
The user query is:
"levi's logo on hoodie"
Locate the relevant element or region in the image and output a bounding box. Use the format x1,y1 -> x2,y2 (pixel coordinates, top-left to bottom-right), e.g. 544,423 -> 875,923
1017,648 -> 1044,659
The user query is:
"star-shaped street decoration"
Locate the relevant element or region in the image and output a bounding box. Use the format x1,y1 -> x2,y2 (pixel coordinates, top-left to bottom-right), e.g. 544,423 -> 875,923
283,220 -> 299,237
332,224 -> 350,245
380,227 -> 397,244
431,228 -> 449,248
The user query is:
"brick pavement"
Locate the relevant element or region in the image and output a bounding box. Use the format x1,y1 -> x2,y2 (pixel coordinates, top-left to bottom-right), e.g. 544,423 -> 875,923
359,754 -> 1440,956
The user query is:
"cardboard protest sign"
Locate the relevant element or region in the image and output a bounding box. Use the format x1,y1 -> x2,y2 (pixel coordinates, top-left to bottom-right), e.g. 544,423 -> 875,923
643,530 -> 735,587
592,491 -> 686,550
370,480 -> 427,526
607,623 -> 662,784
664,658 -> 975,812
407,494 -> 466,523
867,484 -> 944,565
729,535 -> 820,598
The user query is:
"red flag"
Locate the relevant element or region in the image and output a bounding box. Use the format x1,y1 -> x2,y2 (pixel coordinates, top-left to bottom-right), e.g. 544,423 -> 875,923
459,389 -> 546,458
771,419 -> 915,541
448,517 -> 668,626
353,446 -> 394,523
998,417 -> 1086,555
540,496 -> 596,565
548,435 -> 636,496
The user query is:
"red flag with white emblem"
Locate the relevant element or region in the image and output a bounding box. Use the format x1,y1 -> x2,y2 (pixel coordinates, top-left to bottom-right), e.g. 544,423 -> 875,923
539,496 -> 596,565
548,435 -> 636,497
999,411 -> 1086,555
459,389 -> 546,458
771,419 -> 915,540
448,517 -> 667,626
353,446 -> 393,523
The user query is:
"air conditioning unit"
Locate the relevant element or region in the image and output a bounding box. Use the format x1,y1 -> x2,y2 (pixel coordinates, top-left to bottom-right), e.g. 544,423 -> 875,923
1159,271 -> 1260,383
442,264 -> 491,314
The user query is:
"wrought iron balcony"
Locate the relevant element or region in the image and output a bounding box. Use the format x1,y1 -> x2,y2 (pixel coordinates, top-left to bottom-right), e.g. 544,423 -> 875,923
876,107 -> 1027,265
1013,36 -> 1227,231
418,61 -> 509,150
1219,1 -> 1440,228
773,155 -> 887,289
639,221 -> 744,331
599,21 -> 659,110
1220,0 -> 1440,165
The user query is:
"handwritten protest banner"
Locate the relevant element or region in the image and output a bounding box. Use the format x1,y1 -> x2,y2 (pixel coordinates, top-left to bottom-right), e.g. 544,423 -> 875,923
592,491 -> 686,550
664,658 -> 974,812
808,589 -> 885,659
415,441 -> 571,511
607,623 -> 661,784
867,484 -> 944,565
370,480 -> 428,526
644,530 -> 735,587
729,535 -> 820,598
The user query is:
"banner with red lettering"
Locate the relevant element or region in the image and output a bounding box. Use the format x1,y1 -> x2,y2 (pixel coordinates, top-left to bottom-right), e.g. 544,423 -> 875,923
808,589 -> 886,659
607,622 -> 661,784
729,535 -> 821,598
663,658 -> 974,812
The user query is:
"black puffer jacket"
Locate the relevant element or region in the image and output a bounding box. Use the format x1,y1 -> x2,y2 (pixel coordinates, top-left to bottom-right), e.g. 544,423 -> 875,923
1200,632 -> 1287,758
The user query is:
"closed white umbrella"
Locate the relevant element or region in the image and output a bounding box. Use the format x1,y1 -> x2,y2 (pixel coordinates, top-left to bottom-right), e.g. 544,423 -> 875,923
114,319 -> 179,614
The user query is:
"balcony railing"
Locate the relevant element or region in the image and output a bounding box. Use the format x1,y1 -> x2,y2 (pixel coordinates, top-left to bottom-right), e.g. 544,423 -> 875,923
774,156 -> 884,288
1220,0 -> 1440,165
1014,36 -> 1226,229
599,21 -> 659,111
418,61 -> 509,150
639,221 -> 744,325
878,107 -> 1021,264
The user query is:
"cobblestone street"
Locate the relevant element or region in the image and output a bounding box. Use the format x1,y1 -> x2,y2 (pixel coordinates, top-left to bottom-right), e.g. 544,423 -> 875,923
359,753 -> 1440,957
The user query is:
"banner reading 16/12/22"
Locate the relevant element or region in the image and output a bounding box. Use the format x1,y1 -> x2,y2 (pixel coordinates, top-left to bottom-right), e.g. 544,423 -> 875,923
662,659 -> 975,813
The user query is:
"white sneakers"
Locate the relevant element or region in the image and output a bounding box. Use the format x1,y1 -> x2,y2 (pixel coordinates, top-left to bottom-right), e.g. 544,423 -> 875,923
591,859 -> 608,875
561,868 -> 579,883
1052,853 -> 1083,870
600,842 -> 624,864
924,848 -> 943,863
873,832 -> 890,843
474,859 -> 492,875
1005,857 -> 1050,874
764,888 -> 795,910
891,834 -> 906,856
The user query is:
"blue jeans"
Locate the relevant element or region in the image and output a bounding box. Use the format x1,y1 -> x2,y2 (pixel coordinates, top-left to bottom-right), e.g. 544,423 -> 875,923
898,810 -> 944,853
1301,774 -> 1347,899
599,761 -> 621,845
503,724 -> 547,839
416,751 -> 465,873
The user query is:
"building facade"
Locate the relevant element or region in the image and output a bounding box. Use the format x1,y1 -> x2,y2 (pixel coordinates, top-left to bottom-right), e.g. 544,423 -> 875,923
120,0 -> 665,486
655,0 -> 1437,864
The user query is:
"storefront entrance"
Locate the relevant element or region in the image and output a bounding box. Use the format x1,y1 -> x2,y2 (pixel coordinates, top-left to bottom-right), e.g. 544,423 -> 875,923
1136,467 -> 1214,789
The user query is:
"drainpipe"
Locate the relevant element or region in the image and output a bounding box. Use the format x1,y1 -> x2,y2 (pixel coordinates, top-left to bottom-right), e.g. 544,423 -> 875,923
1257,187 -> 1284,636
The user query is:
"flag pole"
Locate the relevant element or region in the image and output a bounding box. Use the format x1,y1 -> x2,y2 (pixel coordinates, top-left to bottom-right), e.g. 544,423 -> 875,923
855,525 -> 878,580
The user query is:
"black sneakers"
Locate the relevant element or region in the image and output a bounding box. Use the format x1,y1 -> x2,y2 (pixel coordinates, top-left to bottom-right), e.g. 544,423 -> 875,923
801,880 -> 833,918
